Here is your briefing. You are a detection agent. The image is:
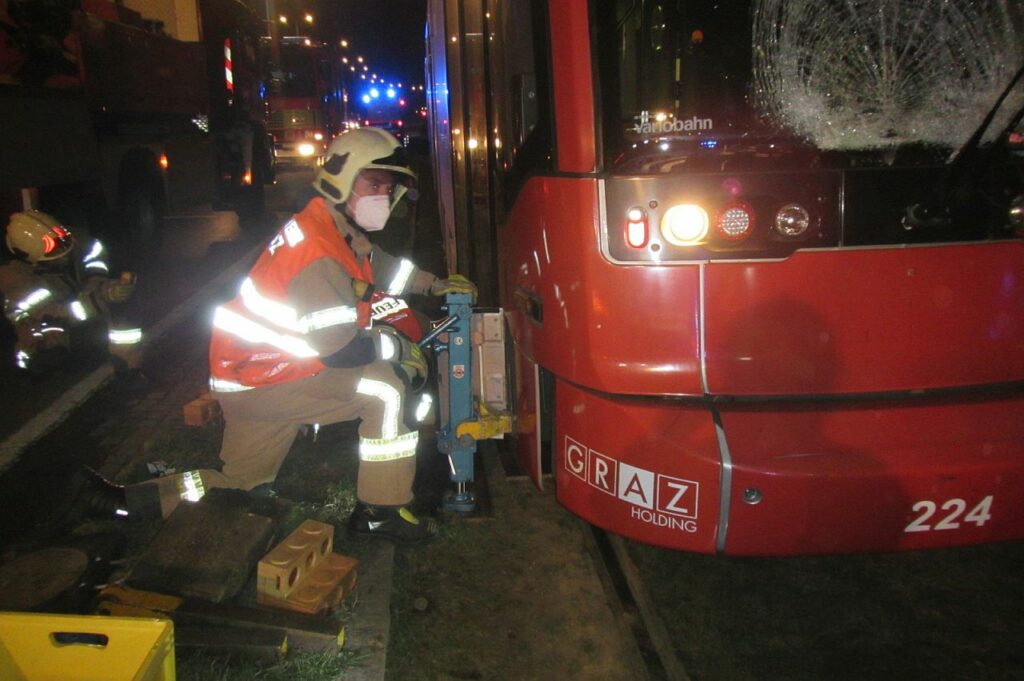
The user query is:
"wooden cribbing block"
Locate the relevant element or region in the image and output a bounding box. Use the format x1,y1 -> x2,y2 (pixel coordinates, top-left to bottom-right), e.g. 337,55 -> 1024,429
257,552 -> 358,615
127,497 -> 274,603
183,392 -> 222,426
257,520 -> 335,599
95,584 -> 346,652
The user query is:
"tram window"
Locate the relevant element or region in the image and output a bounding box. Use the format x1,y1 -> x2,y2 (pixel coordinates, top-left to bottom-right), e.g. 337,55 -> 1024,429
596,0 -> 757,172
498,0 -> 552,202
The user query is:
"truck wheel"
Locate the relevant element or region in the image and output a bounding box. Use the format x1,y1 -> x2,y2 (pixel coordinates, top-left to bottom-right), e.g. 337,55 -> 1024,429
237,160 -> 266,222
121,183 -> 164,266
236,144 -> 268,224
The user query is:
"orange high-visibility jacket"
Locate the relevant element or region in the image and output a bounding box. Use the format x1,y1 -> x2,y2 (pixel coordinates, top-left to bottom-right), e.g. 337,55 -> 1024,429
209,198 -> 373,388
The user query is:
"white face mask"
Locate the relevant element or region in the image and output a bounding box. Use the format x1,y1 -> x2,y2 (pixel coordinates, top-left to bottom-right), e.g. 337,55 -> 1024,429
352,193 -> 391,232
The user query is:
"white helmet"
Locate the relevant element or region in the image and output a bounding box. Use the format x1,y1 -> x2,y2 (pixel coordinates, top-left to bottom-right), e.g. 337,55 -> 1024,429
6,210 -> 75,263
312,127 -> 416,208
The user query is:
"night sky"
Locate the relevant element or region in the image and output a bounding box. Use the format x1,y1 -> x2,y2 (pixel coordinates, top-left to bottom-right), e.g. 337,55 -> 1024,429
271,0 -> 428,87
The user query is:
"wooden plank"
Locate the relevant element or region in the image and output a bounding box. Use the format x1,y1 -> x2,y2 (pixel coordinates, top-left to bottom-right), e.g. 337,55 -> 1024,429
126,497 -> 274,602
175,624 -> 288,662
95,584 -> 345,652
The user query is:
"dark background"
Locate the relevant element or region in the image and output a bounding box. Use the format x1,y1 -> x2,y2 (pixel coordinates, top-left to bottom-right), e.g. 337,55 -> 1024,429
268,0 -> 427,86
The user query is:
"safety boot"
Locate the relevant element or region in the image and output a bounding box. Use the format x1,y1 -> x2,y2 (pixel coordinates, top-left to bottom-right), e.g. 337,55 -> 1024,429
40,466 -> 129,536
347,502 -> 438,543
65,466 -> 130,521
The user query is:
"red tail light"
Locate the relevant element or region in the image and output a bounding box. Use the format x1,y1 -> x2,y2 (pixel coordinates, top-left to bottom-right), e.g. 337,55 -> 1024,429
625,207 -> 648,248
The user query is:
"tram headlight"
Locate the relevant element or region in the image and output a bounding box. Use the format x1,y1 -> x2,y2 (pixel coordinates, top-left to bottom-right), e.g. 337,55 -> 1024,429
661,204 -> 709,246
774,204 -> 810,238
298,143 -> 317,157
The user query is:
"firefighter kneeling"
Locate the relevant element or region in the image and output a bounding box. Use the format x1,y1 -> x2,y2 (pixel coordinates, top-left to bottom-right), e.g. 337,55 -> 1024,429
1,210 -> 143,374
67,128 -> 476,543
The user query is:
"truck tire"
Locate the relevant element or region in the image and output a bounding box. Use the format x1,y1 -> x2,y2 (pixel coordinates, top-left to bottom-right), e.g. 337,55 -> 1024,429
236,139 -> 270,224
117,154 -> 165,267
121,182 -> 164,266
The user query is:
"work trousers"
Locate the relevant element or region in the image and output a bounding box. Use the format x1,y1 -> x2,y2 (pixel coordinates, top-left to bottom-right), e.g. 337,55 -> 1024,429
127,361 -> 418,519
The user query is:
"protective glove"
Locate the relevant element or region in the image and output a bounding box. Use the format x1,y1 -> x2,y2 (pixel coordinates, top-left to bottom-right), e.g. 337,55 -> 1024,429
103,273 -> 136,304
370,325 -> 428,388
430,274 -> 477,302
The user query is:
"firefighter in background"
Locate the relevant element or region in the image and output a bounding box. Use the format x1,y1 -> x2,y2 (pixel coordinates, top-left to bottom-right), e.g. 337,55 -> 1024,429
75,128 -> 475,542
0,210 -> 142,373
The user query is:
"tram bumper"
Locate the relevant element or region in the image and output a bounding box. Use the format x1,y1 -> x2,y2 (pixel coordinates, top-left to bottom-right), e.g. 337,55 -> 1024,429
554,380 -> 1024,556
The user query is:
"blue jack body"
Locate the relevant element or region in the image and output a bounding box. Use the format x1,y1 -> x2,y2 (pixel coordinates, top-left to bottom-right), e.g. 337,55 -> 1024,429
424,292 -> 477,513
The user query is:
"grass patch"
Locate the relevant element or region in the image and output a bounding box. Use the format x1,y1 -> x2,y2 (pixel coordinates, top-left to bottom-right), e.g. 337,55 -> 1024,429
176,649 -> 363,681
628,540 -> 1024,681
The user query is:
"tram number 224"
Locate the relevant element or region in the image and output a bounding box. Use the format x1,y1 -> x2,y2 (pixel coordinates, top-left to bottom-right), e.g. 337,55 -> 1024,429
904,496 -> 994,533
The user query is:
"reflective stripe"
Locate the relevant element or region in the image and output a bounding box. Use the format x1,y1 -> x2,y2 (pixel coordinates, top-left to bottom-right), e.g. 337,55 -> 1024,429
359,430 -> 419,461
284,220 -> 305,247
13,287 -> 52,320
213,306 -> 320,358
177,470 -> 206,503
108,327 -> 143,345
297,305 -> 358,331
415,393 -> 433,422
82,241 -> 110,273
386,258 -> 415,295
239,277 -> 299,329
70,301 -> 88,320
15,350 -> 29,369
379,333 -> 397,360
356,376 -> 402,439
240,278 -> 357,333
209,377 -> 254,392
82,240 -> 104,263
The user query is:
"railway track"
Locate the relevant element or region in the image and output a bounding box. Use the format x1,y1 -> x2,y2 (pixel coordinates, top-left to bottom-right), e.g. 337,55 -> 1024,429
586,526 -> 691,681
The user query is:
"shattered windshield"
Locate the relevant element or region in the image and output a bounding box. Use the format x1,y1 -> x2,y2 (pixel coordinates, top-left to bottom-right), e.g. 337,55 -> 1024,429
595,0 -> 1024,173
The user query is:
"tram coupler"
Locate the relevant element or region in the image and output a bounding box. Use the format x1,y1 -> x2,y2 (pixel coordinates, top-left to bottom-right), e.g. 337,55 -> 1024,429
421,292 -> 512,514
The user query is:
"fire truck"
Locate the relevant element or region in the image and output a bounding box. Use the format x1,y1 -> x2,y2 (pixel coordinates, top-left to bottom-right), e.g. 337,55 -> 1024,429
0,0 -> 274,266
261,36 -> 346,167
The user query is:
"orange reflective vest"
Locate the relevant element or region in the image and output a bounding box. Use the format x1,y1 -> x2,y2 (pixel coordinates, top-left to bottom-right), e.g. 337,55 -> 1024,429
209,198 -> 373,389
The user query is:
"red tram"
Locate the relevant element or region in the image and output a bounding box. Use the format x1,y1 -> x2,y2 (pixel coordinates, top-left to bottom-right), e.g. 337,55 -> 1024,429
425,0 -> 1024,554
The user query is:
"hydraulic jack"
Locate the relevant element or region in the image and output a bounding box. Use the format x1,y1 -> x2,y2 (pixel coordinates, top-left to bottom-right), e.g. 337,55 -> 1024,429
419,293 -> 512,513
